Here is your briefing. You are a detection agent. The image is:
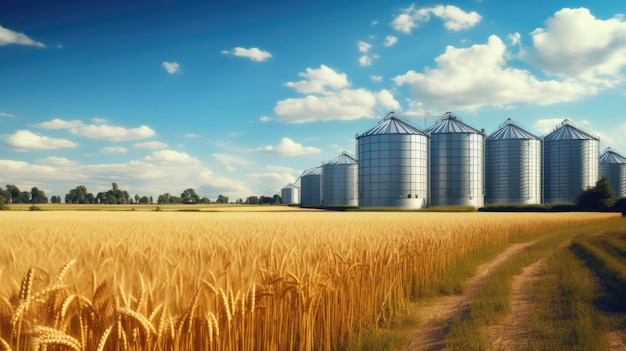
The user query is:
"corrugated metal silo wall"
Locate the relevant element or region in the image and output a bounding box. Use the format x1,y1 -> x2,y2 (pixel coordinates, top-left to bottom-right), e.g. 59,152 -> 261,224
322,164 -> 357,207
300,174 -> 322,207
600,163 -> 626,199
281,187 -> 298,205
485,138 -> 542,204
358,133 -> 429,208
544,139 -> 599,203
430,132 -> 484,207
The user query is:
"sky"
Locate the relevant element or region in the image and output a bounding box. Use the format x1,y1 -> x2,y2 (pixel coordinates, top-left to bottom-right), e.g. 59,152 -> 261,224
2,0 -> 626,201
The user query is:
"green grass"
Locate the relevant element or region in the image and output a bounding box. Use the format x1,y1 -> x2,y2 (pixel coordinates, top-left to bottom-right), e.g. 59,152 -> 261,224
444,219 -> 626,350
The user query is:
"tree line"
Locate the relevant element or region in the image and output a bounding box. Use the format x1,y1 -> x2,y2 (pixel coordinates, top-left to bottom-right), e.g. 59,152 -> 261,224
0,182 -> 282,207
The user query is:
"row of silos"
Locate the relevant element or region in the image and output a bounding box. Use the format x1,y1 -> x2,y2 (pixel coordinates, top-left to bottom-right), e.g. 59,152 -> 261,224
292,112 -> 623,208
295,152 -> 358,208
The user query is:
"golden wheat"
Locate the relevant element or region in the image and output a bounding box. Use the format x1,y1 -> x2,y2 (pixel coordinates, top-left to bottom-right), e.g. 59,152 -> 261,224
0,210 -> 619,350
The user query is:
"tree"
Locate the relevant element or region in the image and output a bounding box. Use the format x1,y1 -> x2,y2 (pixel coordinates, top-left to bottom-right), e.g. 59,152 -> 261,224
6,185 -> 29,203
246,196 -> 259,204
216,194 -> 228,204
576,176 -> 616,211
199,197 -> 211,204
0,188 -> 11,205
65,185 -> 93,204
181,188 -> 200,204
50,195 -> 61,204
30,187 -> 48,204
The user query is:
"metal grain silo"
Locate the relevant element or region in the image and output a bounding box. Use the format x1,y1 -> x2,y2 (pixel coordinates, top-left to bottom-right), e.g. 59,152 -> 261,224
322,152 -> 358,208
427,112 -> 485,207
281,184 -> 299,205
600,148 -> 626,199
357,112 -> 429,209
485,119 -> 542,204
299,167 -> 323,208
543,120 -> 599,204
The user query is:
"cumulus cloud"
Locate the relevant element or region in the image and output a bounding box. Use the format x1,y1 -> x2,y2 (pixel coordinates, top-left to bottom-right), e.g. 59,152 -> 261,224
393,35 -> 592,111
533,118 -> 568,135
247,171 -> 297,195
161,61 -> 180,74
37,156 -> 77,166
358,41 -> 372,53
392,4 -> 481,33
184,133 -> 201,138
522,8 -> 626,85
0,25 -> 45,47
101,146 -> 128,154
284,65 -> 350,95
259,115 -> 272,122
359,55 -> 373,66
144,150 -> 200,164
255,137 -> 321,156
370,75 -> 383,82
275,65 -> 400,123
508,32 -> 521,46
134,141 -> 167,149
384,35 -> 398,47
221,47 -> 272,62
34,118 -> 156,141
6,130 -> 78,151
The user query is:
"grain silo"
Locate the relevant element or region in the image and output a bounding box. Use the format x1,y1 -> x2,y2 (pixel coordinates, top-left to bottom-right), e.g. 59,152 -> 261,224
357,112 -> 429,209
322,152 -> 358,208
543,120 -> 599,204
427,112 -> 485,208
600,148 -> 626,199
485,119 -> 542,204
281,184 -> 299,205
299,167 -> 323,208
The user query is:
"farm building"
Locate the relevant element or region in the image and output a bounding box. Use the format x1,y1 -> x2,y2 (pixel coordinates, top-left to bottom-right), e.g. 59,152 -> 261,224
600,148 -> 626,199
322,152 -> 358,208
280,183 -> 299,205
299,167 -> 323,208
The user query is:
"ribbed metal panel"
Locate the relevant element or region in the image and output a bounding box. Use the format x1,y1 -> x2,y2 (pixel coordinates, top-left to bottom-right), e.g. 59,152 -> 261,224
357,113 -> 429,209
600,148 -> 626,199
543,120 -> 599,203
300,167 -> 322,207
427,112 -> 485,207
322,152 -> 358,207
281,184 -> 299,205
485,119 -> 542,204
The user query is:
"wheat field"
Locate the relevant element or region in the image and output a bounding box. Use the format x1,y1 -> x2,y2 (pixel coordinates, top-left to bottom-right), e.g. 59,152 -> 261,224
0,210 -> 619,350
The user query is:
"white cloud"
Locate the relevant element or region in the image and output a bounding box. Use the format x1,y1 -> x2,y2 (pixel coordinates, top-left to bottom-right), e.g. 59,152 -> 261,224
144,150 -> 199,164
371,20 -> 379,26
34,118 -> 83,129
255,137 -> 321,156
134,141 -> 167,149
161,61 -> 180,74
91,117 -> 108,124
370,75 -> 383,82
523,8 -> 626,84
393,35 -> 593,111
265,165 -> 296,173
259,115 -> 272,122
508,32 -> 521,46
0,112 -> 17,118
101,146 -> 128,154
212,153 -> 252,172
359,55 -> 373,66
392,4 -> 481,33
358,41 -> 372,53
247,171 -> 297,195
384,35 -> 398,47
184,133 -> 201,138
222,47 -> 272,62
37,156 -> 77,166
6,130 -> 78,151
284,65 -> 350,95
0,25 -> 45,47
34,118 -> 156,141
533,118 -> 567,135
275,65 -> 400,123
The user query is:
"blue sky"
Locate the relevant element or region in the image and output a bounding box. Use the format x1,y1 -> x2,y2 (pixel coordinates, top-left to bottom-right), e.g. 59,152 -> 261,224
1,0 -> 626,201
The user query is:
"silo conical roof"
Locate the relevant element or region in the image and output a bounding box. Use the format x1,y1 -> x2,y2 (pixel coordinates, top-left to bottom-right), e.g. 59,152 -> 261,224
427,112 -> 482,134
544,120 -> 599,141
600,148 -> 626,164
300,166 -> 322,177
486,118 -> 539,141
325,151 -> 357,165
358,112 -> 426,138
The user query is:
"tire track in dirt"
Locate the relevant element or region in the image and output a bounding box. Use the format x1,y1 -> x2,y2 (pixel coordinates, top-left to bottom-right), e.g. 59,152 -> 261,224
404,240 -> 538,351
